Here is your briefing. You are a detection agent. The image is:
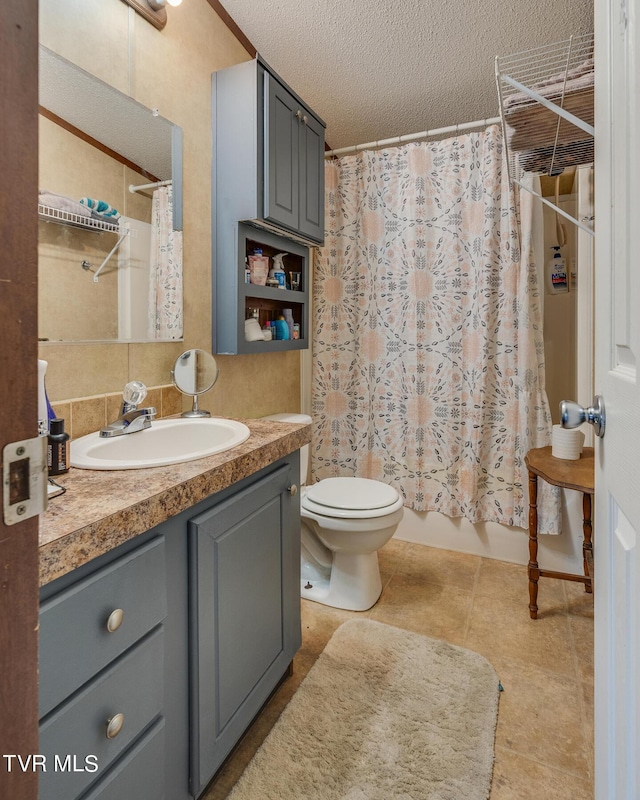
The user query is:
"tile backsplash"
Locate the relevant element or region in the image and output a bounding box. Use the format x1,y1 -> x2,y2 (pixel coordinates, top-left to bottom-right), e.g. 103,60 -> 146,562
50,384 -> 182,440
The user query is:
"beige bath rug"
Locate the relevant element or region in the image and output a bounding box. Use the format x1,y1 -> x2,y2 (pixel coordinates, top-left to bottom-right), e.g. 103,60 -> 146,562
228,618 -> 499,799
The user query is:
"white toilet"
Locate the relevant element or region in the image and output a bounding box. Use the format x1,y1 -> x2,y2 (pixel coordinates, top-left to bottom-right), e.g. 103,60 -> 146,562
262,413 -> 404,611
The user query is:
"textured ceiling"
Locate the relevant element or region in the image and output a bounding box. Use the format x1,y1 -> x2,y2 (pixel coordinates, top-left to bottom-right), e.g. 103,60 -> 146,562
40,47 -> 174,180
220,0 -> 593,150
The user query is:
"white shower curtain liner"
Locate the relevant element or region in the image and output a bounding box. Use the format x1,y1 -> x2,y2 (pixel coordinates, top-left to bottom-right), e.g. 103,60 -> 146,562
148,184 -> 183,340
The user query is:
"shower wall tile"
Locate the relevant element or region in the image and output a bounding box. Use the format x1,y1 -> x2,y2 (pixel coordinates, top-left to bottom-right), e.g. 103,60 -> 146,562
71,396 -> 107,440
161,385 -> 183,417
144,387 -> 162,417
50,402 -> 72,436
105,392 -> 124,427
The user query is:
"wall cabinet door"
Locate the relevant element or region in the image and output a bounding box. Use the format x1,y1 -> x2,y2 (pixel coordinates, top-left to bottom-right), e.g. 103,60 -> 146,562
188,461 -> 301,795
298,109 -> 325,242
263,69 -> 325,243
264,72 -> 300,233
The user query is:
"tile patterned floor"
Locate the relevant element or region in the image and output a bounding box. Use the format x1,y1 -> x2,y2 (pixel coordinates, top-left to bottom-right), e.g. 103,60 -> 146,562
203,540 -> 594,799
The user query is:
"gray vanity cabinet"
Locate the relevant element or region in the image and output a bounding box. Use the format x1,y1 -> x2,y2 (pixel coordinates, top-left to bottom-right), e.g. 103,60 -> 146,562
38,534 -> 178,800
38,453 -> 300,800
188,460 -> 301,796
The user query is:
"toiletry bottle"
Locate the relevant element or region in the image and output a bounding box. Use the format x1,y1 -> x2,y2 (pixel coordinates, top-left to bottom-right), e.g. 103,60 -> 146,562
292,323 -> 300,340
38,359 -> 56,437
283,308 -> 294,339
248,248 -> 269,285
546,246 -> 568,294
38,359 -> 49,436
269,253 -> 288,289
274,315 -> 290,340
47,418 -> 70,476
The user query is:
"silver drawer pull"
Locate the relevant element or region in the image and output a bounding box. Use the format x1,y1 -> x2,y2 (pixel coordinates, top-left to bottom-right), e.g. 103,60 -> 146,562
106,713 -> 124,740
288,484 -> 298,496
106,608 -> 124,633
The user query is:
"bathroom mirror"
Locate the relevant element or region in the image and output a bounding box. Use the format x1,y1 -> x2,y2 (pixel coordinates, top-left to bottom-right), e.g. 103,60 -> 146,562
172,349 -> 220,417
38,45 -> 183,343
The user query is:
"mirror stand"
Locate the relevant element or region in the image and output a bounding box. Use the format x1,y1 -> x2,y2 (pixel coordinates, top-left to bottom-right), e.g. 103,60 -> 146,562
182,395 -> 210,418
172,349 -> 219,418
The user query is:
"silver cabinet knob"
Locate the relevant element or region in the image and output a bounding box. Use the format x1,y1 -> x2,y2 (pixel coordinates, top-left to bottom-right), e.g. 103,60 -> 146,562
288,484 -> 298,496
302,115 -> 308,125
106,713 -> 124,739
106,608 -> 124,633
560,395 -> 606,438
295,110 -> 303,120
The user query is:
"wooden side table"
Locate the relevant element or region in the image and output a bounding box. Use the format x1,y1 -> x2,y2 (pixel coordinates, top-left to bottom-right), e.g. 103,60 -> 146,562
525,446 -> 595,619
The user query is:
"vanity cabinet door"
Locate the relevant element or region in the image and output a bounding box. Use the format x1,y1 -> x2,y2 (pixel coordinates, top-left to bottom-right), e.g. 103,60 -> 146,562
188,460 -> 301,795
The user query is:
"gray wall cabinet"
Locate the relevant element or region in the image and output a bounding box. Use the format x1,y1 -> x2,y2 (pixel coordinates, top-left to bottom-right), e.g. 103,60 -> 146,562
213,56 -> 325,246
39,453 -> 301,800
212,56 -> 325,355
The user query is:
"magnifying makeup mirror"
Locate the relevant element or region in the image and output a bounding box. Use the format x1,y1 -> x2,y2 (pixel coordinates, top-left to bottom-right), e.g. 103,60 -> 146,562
171,349 -> 219,417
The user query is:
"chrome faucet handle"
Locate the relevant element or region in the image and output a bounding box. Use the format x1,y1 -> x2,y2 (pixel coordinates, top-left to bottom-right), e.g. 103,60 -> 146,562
121,381 -> 147,414
122,408 -> 156,434
99,406 -> 157,438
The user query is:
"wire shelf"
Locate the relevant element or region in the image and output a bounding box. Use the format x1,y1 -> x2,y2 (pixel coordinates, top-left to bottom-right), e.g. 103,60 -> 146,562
38,203 -> 124,234
38,203 -> 136,282
496,33 -> 594,235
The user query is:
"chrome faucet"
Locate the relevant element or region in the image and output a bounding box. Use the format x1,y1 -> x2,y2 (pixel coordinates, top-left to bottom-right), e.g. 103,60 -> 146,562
100,381 -> 157,438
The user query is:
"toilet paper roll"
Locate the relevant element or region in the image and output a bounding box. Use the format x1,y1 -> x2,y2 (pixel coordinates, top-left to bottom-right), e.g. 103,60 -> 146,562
551,425 -> 584,460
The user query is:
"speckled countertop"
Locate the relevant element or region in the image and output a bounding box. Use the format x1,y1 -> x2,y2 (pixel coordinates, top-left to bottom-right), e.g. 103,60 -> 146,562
39,419 -> 311,587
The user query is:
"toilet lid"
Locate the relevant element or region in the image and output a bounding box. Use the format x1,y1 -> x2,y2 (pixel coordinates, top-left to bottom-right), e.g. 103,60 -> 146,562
304,477 -> 399,512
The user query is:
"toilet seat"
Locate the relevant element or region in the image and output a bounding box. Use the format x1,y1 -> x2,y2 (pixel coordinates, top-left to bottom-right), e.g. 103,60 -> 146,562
302,477 -> 403,519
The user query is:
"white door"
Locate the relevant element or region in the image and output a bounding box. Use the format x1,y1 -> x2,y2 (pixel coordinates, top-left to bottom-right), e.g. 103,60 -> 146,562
594,1 -> 640,797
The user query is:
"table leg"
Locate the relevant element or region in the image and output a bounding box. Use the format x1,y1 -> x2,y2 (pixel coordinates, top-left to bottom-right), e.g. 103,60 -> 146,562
528,470 -> 540,619
583,492 -> 593,594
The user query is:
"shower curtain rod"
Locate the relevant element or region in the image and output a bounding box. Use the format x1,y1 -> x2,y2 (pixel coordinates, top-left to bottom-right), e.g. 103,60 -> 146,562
324,116 -> 501,158
128,178 -> 172,194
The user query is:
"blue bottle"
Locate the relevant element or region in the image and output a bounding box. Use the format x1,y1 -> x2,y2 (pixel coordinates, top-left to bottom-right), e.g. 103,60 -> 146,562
274,317 -> 290,340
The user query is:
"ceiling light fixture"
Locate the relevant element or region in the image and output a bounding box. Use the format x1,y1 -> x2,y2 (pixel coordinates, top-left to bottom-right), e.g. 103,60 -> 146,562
121,0 -> 183,31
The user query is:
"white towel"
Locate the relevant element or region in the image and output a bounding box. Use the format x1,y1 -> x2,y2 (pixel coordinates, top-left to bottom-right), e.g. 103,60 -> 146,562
39,189 -> 91,218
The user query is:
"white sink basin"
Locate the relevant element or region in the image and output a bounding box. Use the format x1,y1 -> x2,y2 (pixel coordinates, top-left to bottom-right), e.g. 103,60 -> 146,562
70,418 -> 251,470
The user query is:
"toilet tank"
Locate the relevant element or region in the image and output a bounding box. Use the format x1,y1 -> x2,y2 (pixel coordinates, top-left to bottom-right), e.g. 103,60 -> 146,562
260,413 -> 311,485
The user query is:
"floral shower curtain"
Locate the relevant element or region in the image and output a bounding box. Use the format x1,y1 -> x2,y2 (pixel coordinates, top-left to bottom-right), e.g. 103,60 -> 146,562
148,184 -> 183,339
312,125 -> 559,532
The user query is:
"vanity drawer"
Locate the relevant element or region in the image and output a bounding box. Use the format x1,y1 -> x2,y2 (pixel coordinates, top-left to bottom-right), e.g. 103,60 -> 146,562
39,627 -> 164,800
40,536 -> 167,717
81,718 -> 165,800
